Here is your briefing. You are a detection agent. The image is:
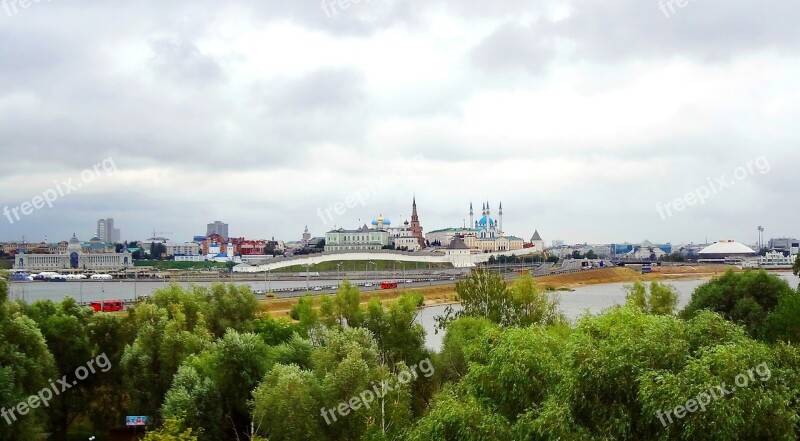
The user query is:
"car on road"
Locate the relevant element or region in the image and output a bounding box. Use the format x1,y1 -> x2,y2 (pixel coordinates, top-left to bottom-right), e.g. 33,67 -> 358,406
313,286 -> 323,291
364,283 -> 373,287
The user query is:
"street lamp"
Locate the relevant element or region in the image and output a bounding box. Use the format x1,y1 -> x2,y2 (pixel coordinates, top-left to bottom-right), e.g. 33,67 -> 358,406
336,262 -> 343,288
367,261 -> 377,289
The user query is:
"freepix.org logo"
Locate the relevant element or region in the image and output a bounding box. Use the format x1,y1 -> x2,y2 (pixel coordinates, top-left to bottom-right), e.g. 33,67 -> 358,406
1,353 -> 112,426
3,157 -> 117,225
2,0 -> 53,18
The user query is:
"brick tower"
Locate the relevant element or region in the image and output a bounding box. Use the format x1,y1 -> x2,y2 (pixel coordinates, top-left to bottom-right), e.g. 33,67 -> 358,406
410,196 -> 425,249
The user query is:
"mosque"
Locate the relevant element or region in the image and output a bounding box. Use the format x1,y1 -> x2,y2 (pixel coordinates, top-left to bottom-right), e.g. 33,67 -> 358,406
426,202 -> 525,252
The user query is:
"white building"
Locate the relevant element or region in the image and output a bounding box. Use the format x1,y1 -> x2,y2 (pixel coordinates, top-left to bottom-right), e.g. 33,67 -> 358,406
174,255 -> 205,262
391,219 -> 423,252
325,225 -> 391,252
14,234 -> 132,271
530,230 -> 545,251
165,242 -> 201,257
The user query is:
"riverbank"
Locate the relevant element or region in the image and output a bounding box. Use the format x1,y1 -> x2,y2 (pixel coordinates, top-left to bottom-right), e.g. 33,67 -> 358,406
258,265 -> 743,318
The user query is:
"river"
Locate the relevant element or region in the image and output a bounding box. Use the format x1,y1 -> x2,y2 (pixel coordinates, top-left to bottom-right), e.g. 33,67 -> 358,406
416,272 -> 800,351
8,272 -> 799,353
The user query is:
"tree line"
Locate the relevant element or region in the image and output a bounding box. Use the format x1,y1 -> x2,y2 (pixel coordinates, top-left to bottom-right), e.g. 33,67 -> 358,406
1,268 -> 799,440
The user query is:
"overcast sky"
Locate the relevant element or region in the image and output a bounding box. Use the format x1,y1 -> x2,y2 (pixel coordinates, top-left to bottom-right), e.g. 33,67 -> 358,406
1,0 -> 798,246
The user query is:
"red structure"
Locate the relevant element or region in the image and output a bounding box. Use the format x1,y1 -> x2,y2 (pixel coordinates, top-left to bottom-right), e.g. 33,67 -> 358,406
90,300 -> 124,312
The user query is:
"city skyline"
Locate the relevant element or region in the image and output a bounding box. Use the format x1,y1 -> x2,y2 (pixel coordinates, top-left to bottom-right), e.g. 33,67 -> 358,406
1,1 -> 798,247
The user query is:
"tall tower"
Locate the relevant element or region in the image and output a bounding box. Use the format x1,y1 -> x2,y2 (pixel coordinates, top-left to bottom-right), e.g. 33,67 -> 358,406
410,196 -> 425,248
469,202 -> 474,229
499,201 -> 503,236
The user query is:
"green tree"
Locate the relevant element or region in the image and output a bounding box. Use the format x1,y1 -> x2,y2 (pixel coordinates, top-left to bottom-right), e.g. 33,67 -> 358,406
204,283 -> 258,338
462,326 -> 566,421
507,273 -> 565,327
252,364 -> 326,441
437,268 -> 509,327
141,418 -> 199,441
121,302 -> 211,418
585,250 -> 598,260
439,270 -> 563,328
23,298 -> 95,440
681,270 -> 793,337
363,293 -> 427,368
794,254 -> 800,276
291,295 -> 319,333
437,317 -> 496,383
0,273 -> 57,441
162,331 -> 270,440
334,280 -> 362,327
763,287 -> 800,344
253,315 -> 303,346
406,389 -> 512,441
624,280 -> 679,315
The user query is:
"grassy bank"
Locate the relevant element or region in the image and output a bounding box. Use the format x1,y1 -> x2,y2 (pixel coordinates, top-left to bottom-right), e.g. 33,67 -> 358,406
133,260 -> 229,270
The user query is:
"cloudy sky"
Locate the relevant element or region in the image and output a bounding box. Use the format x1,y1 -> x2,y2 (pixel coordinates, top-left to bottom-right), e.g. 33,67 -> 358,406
0,0 -> 797,246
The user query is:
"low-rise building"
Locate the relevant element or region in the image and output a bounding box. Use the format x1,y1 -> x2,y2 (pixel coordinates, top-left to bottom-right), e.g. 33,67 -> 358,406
165,242 -> 201,257
14,234 -> 132,271
325,226 -> 390,252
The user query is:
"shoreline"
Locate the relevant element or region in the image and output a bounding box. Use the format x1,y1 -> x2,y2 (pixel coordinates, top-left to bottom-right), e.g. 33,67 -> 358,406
260,265 -> 766,318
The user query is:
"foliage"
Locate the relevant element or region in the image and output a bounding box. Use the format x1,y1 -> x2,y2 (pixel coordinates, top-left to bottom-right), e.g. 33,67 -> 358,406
438,270 -> 563,328
0,273 -> 56,440
437,317 -> 497,383
252,364 -> 326,441
794,254 -> 800,276
162,331 -> 270,440
406,388 -> 512,441
625,280 -> 679,315
763,287 -> 800,344
141,418 -> 199,441
253,315 -> 304,346
681,270 -> 793,337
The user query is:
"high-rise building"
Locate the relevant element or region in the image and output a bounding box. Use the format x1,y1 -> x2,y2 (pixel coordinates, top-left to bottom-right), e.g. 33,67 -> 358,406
207,221 -> 229,240
96,218 -> 121,243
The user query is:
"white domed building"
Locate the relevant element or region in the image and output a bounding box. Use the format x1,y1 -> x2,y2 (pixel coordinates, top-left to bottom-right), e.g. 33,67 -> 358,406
698,240 -> 756,263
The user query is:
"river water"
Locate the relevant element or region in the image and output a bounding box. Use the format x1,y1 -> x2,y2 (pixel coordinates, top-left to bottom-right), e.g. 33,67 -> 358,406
8,272 -> 799,352
417,273 -> 800,352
